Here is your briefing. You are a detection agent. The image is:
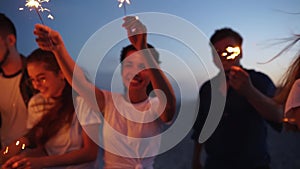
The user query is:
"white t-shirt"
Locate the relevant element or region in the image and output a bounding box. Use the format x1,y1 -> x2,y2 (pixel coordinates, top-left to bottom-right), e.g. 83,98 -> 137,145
285,79 -> 300,120
102,91 -> 165,169
0,73 -> 28,147
28,94 -> 101,169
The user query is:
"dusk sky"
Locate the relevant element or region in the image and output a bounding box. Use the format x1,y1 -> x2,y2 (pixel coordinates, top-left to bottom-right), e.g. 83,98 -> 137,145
1,0 -> 300,89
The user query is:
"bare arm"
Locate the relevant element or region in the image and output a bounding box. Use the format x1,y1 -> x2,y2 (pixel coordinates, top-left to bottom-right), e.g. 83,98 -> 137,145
122,16 -> 176,122
39,129 -> 98,167
33,24 -> 105,112
2,129 -> 98,169
192,141 -> 203,169
229,66 -> 283,123
0,137 -> 29,164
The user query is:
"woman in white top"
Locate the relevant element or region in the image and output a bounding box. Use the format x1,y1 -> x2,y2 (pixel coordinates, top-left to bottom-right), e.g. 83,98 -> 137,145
2,49 -> 100,169
273,37 -> 300,130
33,16 -> 176,169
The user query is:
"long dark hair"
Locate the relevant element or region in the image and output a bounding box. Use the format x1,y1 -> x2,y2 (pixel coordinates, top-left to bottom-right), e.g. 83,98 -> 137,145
26,49 -> 75,146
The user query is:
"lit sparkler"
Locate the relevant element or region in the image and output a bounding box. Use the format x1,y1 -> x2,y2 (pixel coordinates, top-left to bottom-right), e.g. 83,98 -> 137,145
22,144 -> 26,150
19,0 -> 54,24
3,147 -> 9,155
220,46 -> 241,60
283,117 -> 296,123
118,0 -> 131,15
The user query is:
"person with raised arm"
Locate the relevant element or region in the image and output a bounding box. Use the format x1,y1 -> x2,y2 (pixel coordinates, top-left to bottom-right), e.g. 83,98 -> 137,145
33,16 -> 176,169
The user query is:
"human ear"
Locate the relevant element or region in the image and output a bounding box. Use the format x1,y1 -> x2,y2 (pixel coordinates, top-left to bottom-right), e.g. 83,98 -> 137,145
6,34 -> 16,47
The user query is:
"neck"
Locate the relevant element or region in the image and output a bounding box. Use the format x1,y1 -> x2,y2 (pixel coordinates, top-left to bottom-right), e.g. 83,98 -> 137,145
1,48 -> 22,76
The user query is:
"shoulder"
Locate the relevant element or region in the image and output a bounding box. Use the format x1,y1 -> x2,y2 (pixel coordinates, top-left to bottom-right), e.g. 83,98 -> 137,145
287,79 -> 300,101
247,69 -> 273,82
288,79 -> 300,94
199,76 -> 220,95
74,96 -> 102,125
74,96 -> 95,111
293,79 -> 300,87
247,69 -> 276,96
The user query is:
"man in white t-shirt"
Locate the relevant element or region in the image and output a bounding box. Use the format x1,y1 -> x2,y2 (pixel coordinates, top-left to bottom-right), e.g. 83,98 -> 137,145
0,13 -> 36,148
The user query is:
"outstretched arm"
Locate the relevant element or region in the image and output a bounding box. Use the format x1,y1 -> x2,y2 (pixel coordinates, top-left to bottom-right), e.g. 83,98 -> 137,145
0,137 -> 30,165
122,16 -> 176,122
33,25 -> 105,112
2,129 -> 98,169
192,141 -> 203,169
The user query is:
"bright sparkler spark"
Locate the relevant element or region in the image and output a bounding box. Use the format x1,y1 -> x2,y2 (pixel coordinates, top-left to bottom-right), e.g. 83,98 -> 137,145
20,0 -> 54,24
22,144 -> 26,150
3,147 -> 9,155
118,0 -> 131,15
118,0 -> 131,8
221,46 -> 241,60
283,117 -> 296,123
25,0 -> 40,8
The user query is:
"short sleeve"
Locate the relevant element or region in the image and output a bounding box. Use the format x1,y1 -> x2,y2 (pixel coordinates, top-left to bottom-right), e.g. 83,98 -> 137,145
250,71 -> 276,97
285,79 -> 300,115
75,96 -> 102,126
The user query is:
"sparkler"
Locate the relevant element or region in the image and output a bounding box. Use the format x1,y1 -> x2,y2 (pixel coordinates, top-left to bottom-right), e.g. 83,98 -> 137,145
19,0 -> 54,24
220,46 -> 241,60
283,117 -> 296,123
118,0 -> 131,16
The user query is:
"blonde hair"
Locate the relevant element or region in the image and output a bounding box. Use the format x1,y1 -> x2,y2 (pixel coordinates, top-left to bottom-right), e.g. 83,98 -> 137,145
273,34 -> 300,104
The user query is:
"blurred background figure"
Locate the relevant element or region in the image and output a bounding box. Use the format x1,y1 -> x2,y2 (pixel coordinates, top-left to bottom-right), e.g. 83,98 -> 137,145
192,27 -> 282,169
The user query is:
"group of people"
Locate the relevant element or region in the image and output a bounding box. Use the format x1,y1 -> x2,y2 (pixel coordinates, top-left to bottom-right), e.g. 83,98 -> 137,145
0,11 -> 299,169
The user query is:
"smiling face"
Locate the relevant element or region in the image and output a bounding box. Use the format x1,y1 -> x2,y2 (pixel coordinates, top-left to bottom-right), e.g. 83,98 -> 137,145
27,62 -> 65,98
212,37 -> 242,73
121,50 -> 151,93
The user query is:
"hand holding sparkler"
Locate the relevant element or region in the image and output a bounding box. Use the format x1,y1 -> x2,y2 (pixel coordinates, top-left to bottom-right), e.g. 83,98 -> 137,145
122,16 -> 147,50
2,155 -> 43,169
228,66 -> 254,96
0,138 -> 28,165
34,24 -> 63,52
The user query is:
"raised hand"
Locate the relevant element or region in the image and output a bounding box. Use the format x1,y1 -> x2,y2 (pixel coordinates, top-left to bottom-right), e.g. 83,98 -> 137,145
34,24 -> 63,52
122,16 -> 147,50
228,66 -> 253,96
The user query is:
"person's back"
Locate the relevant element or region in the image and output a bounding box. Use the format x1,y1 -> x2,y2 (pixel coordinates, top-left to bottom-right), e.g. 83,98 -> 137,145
0,13 -> 34,147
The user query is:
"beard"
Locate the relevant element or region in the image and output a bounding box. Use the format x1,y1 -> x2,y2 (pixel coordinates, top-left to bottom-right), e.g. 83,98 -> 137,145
0,43 -> 10,67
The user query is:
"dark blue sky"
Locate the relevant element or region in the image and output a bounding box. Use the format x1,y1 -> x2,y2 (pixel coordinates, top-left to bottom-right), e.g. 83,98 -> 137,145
1,0 -> 300,85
